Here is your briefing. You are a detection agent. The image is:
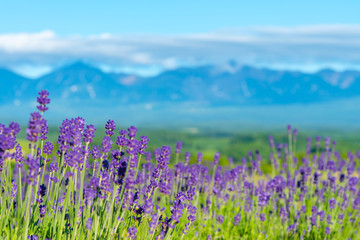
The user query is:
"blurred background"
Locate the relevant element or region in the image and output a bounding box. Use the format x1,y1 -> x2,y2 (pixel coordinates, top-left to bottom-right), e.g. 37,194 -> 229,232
1,0 -> 360,162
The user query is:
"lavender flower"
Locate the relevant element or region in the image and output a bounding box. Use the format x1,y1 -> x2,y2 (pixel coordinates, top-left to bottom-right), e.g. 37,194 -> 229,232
38,184 -> 47,198
36,90 -> 50,113
43,142 -> 53,155
14,143 -> 24,167
217,215 -> 224,224
48,161 -> 59,173
185,151 -> 190,165
83,125 -> 96,143
175,141 -> 182,154
99,170 -> 112,199
128,226 -> 137,239
233,214 -> 241,225
197,152 -> 203,164
39,119 -> 48,140
10,180 -> 17,198
116,134 -> 128,148
101,136 -> 113,154
26,112 -> 43,143
157,146 -> 171,170
65,149 -> 83,169
269,135 -> 275,148
144,197 -> 154,214
327,215 -> 332,225
213,152 -> 220,165
187,186 -> 196,201
39,204 -> 46,218
293,128 -> 298,141
86,218 -> 93,230
139,136 -> 149,154
329,198 -> 336,209
128,126 -> 138,139
105,120 -> 116,136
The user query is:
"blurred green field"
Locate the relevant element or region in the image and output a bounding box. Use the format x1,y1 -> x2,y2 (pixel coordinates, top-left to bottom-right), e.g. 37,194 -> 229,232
16,125 -> 360,170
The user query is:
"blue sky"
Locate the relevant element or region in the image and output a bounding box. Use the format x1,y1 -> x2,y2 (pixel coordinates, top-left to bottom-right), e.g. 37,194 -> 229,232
1,0 -> 359,34
0,1 -> 359,77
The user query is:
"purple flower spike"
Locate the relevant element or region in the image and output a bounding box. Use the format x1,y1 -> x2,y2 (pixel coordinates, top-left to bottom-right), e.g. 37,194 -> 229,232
197,152 -> 203,164
214,152 -> 220,165
217,215 -> 224,224
9,122 -> 20,136
28,235 -> 39,240
316,136 -> 321,147
157,146 -> 171,170
328,198 -> 336,209
43,142 -> 54,155
101,136 -> 113,154
26,112 -> 43,143
326,215 -> 332,225
36,90 -> 50,113
116,134 -> 128,148
105,120 -> 116,136
187,186 -> 196,201
48,161 -> 59,173
86,218 -> 93,230
10,180 -> 17,198
83,125 -> 96,143
233,214 -> 241,225
293,128 -> 298,138
287,125 -> 292,134
39,119 -> 48,140
15,143 -> 24,166
128,226 -> 137,240
144,197 -> 154,214
38,184 -> 47,198
185,152 -> 191,165
39,204 -> 46,218
128,126 -> 138,139
139,136 -> 149,154
175,141 -> 182,154
269,135 -> 274,148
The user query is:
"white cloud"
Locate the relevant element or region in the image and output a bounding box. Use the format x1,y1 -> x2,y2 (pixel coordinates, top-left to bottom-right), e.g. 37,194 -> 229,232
130,53 -> 152,64
1,25 -> 360,75
0,30 -> 56,53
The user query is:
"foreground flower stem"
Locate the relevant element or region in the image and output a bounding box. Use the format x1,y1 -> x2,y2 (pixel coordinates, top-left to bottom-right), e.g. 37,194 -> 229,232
72,162 -> 87,240
23,184 -> 33,240
99,185 -> 118,237
57,172 -> 73,240
17,168 -> 23,219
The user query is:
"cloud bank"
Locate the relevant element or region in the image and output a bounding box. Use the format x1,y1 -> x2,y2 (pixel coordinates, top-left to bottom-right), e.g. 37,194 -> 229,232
1,25 -> 360,76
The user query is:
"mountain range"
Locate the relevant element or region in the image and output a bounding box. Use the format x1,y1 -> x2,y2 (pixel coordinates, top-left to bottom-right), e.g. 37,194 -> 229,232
1,61 -> 360,107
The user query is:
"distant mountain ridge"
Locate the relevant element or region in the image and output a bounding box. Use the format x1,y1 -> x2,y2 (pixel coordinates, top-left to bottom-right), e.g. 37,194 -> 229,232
1,61 -> 360,107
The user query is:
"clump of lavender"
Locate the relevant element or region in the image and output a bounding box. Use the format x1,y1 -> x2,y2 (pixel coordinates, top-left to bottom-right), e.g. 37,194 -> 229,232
0,90 -> 359,240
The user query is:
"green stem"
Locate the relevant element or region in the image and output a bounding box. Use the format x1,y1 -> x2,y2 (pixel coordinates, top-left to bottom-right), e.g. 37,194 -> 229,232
134,154 -> 142,182
57,172 -> 73,240
17,168 -> 23,220
72,157 -> 88,240
99,186 -> 118,237
23,184 -> 33,240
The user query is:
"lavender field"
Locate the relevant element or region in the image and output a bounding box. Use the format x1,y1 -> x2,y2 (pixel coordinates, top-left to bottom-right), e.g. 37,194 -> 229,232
0,90 -> 359,240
